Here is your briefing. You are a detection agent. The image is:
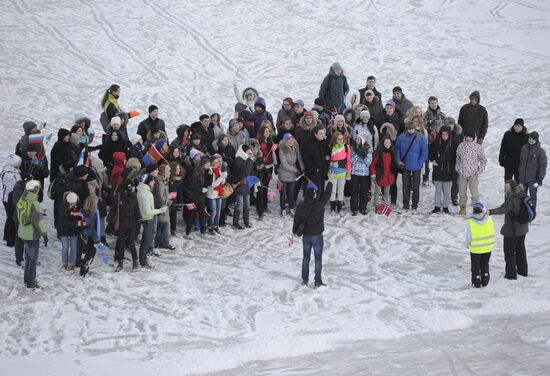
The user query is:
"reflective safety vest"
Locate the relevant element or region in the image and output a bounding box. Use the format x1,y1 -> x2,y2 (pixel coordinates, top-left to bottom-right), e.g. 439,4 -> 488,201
468,216 -> 495,254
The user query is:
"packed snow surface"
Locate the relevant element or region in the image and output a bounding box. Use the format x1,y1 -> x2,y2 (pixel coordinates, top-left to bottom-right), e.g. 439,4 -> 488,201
1,0 -> 550,375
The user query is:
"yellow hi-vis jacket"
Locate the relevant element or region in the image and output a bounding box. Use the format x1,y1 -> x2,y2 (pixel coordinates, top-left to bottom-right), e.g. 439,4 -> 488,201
468,216 -> 495,254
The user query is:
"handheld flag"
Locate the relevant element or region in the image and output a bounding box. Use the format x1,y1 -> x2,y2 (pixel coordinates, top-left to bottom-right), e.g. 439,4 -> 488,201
377,201 -> 392,217
142,145 -> 167,166
28,134 -> 44,145
327,105 -> 337,131
167,191 -> 178,200
306,180 -> 318,191
184,203 -> 197,210
243,175 -> 260,187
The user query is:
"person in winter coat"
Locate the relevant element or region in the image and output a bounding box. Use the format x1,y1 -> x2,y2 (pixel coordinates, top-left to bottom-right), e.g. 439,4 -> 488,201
99,130 -> 130,170
233,83 -> 259,113
206,154 -> 226,234
100,84 -> 139,131
318,62 -> 349,111
519,132 -> 547,203
191,114 -> 216,154
168,162 -> 185,236
256,124 -> 275,215
248,139 -> 268,218
429,126 -> 457,214
359,75 -> 382,104
455,129 -> 487,216
78,195 -> 100,276
442,117 -> 464,205
301,125 -> 329,195
424,96 -> 447,143
405,111 -> 430,185
16,180 -> 47,290
277,134 -> 305,216
2,153 -> 22,247
294,112 -> 319,147
55,192 -> 80,271
276,97 -> 297,128
19,143 -> 49,202
330,115 -> 352,143
50,129 -> 75,181
338,89 -> 361,115
343,108 -> 356,128
363,89 -> 384,120
213,134 -> 237,164
109,152 -> 126,196
114,179 -> 141,272
229,145 -> 254,229
312,98 -> 333,127
353,110 -> 380,153
488,180 -> 529,279
392,86 -> 414,118
275,117 -> 296,144
10,174 -> 31,266
182,157 -> 212,235
370,136 -> 398,212
329,132 -> 351,215
350,136 -> 372,215
137,105 -> 166,142
252,98 -> 274,138
396,122 -> 428,211
170,124 -> 192,152
458,91 -> 488,145
499,118 -> 528,183
293,171 -> 335,288
225,119 -> 248,151
137,176 -> 167,267
465,202 -> 494,287
154,165 -> 174,249
375,100 -> 405,135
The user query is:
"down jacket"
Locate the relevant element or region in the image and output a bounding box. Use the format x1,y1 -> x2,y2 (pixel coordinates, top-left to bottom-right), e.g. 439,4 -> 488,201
395,131 -> 428,171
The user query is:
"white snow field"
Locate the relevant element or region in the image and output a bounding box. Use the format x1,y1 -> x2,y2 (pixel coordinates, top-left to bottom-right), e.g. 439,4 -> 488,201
1,0 -> 550,375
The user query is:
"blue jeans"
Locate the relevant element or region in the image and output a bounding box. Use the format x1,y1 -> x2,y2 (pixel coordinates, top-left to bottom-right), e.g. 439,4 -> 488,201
523,182 -> 538,203
60,235 -> 78,265
150,215 -> 159,250
279,181 -> 296,210
233,194 -> 250,226
154,221 -> 171,247
24,240 -> 40,288
302,234 -> 324,283
208,198 -> 222,228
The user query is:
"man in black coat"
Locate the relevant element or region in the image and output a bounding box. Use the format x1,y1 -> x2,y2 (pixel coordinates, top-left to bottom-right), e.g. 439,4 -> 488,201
458,91 -> 488,145
137,105 -> 166,142
499,118 -> 528,182
293,171 -> 334,288
375,100 -> 405,135
359,75 -> 382,104
301,125 -> 329,195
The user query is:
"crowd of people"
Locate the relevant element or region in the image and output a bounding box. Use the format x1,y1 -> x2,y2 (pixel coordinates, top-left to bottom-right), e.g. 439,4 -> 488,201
1,62 -> 547,290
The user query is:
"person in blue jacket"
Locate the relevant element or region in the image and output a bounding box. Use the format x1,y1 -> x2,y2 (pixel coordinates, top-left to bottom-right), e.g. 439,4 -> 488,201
395,121 -> 428,211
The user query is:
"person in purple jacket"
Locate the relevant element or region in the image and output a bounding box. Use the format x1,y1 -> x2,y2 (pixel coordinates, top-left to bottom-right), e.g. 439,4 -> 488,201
252,97 -> 274,139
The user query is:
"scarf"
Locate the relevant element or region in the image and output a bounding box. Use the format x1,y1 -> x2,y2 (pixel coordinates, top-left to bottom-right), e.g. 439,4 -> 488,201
213,167 -> 224,197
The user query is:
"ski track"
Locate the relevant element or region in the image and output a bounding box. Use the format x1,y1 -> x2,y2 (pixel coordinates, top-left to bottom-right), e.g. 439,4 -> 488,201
1,0 -> 550,375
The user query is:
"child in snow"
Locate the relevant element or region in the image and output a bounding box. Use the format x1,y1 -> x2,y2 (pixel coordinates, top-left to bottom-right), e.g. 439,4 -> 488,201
329,131 -> 352,216
350,136 -> 372,215
56,192 -> 81,271
465,202 -> 494,288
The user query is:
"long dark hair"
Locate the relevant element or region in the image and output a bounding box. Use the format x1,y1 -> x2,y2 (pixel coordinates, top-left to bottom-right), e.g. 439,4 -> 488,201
375,136 -> 398,175
101,84 -> 120,107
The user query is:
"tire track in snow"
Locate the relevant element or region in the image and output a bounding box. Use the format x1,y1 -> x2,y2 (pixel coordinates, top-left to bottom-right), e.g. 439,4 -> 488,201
489,0 -> 507,19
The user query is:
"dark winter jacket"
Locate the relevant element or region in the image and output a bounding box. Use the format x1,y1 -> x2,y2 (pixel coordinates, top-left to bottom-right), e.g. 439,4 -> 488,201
252,98 -> 274,138
191,122 -> 216,154
458,91 -> 489,141
424,107 -> 447,143
519,142 -> 547,184
393,95 -> 414,118
364,97 -> 384,120
375,111 -> 405,135
276,107 -> 297,128
63,171 -> 90,203
396,131 -> 428,171
319,68 -> 349,110
429,135 -> 457,182
490,183 -> 528,237
55,201 -> 80,237
170,124 -> 192,151
292,181 -> 333,236
117,189 -> 142,229
137,116 -> 166,142
229,148 -> 254,195
98,131 -> 131,168
182,168 -> 212,204
499,128 -> 528,170
359,86 -> 382,104
50,129 -> 74,180
301,135 -> 329,183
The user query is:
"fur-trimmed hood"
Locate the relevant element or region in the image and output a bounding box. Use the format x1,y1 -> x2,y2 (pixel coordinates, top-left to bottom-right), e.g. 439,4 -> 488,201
380,122 -> 397,141
344,89 -> 361,110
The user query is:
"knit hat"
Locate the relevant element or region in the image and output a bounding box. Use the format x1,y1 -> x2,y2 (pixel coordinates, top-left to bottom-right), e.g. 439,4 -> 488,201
189,148 -> 203,160
66,192 -> 78,204
228,119 -> 238,128
191,133 -> 202,141
247,138 -> 260,148
295,99 -> 305,106
472,202 -> 485,214
111,116 -> 121,126
514,118 -> 525,126
528,131 -> 539,142
70,133 -> 81,146
314,97 -> 325,107
386,100 -> 396,108
25,180 -> 41,191
148,105 -> 158,114
73,165 -> 89,178
154,139 -> 167,151
129,133 -> 142,145
145,163 -> 159,174
282,133 -> 293,141
360,110 -> 371,119
443,117 -> 456,127
304,111 -> 315,117
23,121 -> 38,134
332,62 -> 342,71
392,86 -> 403,94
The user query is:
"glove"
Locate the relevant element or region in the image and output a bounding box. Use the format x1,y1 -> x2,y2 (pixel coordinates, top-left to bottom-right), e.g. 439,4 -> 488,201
398,161 -> 405,168
128,111 -> 140,118
201,187 -> 208,193
533,183 -> 539,188
43,235 -> 48,247
477,138 -> 484,145
160,206 -> 168,213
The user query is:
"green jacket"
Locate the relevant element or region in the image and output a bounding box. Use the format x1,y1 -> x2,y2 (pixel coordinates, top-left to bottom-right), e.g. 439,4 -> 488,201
16,191 -> 47,240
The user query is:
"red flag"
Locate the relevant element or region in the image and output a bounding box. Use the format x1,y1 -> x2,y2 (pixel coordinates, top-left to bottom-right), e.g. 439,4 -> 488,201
327,105 -> 337,131
377,201 -> 392,217
142,145 -> 167,166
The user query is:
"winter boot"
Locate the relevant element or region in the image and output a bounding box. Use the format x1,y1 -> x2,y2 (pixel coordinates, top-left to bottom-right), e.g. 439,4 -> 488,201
61,263 -> 68,271
66,264 -> 75,272
459,207 -> 466,216
243,208 -> 251,228
442,207 -> 450,214
115,260 -> 123,272
232,209 -> 241,228
431,207 -> 441,214
337,201 -> 344,217
132,259 -> 139,272
330,201 -> 336,214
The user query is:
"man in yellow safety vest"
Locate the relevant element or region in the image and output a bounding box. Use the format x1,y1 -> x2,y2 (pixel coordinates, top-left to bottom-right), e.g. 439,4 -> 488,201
465,202 -> 494,288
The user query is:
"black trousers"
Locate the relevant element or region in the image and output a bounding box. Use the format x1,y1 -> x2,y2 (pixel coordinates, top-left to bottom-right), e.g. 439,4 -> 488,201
350,175 -> 369,212
115,226 -> 137,261
3,201 -> 16,247
184,202 -> 206,234
504,167 -> 520,183
451,171 -> 459,203
503,235 -> 527,279
14,236 -> 24,264
402,170 -> 420,209
79,235 -> 96,276
470,252 -> 491,287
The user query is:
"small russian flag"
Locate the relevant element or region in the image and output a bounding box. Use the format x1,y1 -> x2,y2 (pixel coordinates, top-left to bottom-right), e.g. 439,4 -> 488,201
28,134 -> 44,144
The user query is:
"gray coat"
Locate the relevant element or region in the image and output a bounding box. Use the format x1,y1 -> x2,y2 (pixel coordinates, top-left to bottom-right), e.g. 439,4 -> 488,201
277,140 -> 305,183
227,129 -> 247,151
156,177 -> 170,223
490,184 -> 528,237
519,142 -> 547,184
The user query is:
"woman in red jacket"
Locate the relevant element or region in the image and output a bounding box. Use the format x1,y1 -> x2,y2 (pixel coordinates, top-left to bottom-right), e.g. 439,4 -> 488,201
256,122 -> 275,212
370,136 -> 398,212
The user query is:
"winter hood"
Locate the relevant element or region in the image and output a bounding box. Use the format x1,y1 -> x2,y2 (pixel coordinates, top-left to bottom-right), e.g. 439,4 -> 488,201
380,123 -> 397,141
344,89 -> 361,110
113,152 -> 127,168
4,153 -> 22,169
469,91 -> 480,103
255,97 -> 266,111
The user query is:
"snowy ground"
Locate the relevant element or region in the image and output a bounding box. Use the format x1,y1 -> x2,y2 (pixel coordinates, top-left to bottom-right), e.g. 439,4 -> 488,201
1,0 -> 550,375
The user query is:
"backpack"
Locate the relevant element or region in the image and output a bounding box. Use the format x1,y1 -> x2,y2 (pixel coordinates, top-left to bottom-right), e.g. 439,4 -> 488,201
47,177 -> 66,200
515,196 -> 536,224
